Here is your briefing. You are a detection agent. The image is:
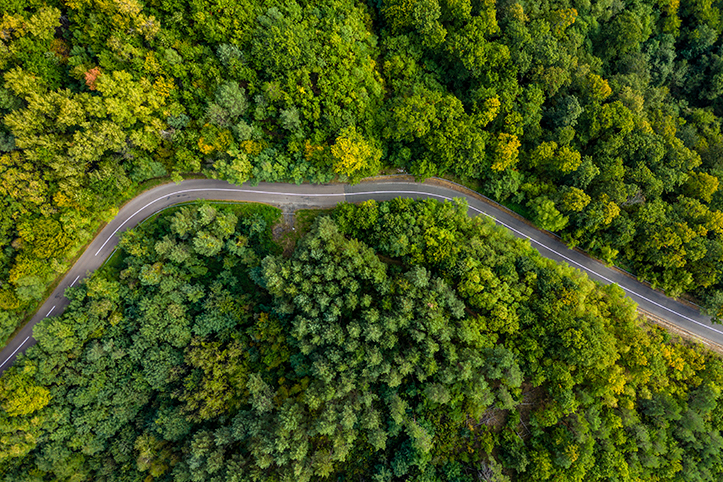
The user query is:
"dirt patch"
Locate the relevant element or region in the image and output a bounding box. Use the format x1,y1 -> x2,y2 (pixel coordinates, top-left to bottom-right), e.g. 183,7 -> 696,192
517,383 -> 544,437
272,220 -> 297,258
376,254 -> 403,266
478,407 -> 508,432
273,208 -> 335,258
470,383 -> 543,442
272,221 -> 290,241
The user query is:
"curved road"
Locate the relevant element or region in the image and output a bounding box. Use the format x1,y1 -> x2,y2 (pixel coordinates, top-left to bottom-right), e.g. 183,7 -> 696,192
1,178 -> 721,374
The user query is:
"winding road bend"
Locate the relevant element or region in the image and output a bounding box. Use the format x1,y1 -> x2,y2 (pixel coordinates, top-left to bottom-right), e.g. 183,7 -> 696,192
1,178 -> 721,374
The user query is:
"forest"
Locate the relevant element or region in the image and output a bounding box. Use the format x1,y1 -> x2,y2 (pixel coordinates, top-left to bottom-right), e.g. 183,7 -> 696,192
0,199 -> 721,481
1,0 -> 723,343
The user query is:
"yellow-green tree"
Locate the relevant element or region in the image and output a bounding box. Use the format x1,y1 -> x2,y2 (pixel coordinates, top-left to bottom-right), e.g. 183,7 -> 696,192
330,126 -> 381,180
684,171 -> 719,203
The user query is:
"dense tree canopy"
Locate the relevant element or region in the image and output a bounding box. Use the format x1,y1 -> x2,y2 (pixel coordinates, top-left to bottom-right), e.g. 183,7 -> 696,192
2,2 -> 723,478
2,0 -> 723,339
0,199 -> 721,481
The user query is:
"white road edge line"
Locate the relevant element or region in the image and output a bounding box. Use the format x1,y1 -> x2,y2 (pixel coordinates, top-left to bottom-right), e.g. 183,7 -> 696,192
46,306 -> 56,317
95,188 -> 347,256
91,186 -> 722,338
462,204 -> 723,337
70,275 -> 80,287
0,337 -> 30,370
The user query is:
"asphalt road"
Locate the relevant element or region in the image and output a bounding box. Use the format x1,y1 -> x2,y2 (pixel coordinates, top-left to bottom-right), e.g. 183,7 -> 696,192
1,178 -> 721,375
